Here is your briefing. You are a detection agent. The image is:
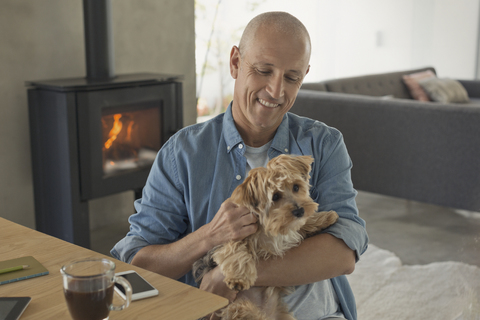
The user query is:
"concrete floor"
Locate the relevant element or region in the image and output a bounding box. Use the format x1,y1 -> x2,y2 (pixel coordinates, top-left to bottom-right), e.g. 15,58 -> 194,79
355,191 -> 480,267
91,191 -> 480,267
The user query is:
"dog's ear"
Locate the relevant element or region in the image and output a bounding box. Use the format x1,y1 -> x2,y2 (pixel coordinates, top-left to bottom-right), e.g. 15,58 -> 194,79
268,154 -> 314,181
295,155 -> 315,180
230,167 -> 269,210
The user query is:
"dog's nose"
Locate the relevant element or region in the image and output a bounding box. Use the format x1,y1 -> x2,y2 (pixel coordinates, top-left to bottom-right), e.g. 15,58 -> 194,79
292,207 -> 304,218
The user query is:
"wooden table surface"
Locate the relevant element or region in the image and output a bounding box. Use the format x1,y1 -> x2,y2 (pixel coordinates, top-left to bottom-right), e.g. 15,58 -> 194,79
0,217 -> 227,319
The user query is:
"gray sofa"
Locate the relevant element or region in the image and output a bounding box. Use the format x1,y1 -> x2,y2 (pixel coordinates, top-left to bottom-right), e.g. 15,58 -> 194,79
290,67 -> 480,212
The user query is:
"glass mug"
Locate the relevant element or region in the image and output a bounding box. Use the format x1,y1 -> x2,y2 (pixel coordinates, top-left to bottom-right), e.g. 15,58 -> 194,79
61,258 -> 132,320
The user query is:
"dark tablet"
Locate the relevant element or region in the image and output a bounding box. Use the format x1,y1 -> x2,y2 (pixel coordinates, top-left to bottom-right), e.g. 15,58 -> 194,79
0,297 -> 31,320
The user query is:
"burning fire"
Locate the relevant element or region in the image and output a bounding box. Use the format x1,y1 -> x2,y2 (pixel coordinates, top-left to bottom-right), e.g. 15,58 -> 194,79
100,107 -> 160,175
104,113 -> 123,149
126,120 -> 134,142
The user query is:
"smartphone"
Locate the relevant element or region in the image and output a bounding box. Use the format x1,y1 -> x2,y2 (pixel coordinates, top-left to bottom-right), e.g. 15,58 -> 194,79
114,270 -> 159,301
0,297 -> 31,320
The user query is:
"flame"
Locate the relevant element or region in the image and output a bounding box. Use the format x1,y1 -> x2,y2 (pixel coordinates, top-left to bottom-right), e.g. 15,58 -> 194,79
126,120 -> 134,142
104,114 -> 123,149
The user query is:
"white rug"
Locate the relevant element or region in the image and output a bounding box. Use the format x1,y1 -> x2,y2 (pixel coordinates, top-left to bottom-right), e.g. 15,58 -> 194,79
347,244 -> 480,320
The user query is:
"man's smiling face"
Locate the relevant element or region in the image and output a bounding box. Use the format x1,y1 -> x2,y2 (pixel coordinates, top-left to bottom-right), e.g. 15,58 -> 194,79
230,26 -> 310,146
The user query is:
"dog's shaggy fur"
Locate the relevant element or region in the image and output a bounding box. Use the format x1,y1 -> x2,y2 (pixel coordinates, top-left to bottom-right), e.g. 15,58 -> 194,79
193,154 -> 338,319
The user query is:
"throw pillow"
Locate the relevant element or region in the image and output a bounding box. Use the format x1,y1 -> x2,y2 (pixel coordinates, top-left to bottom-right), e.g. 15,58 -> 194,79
402,70 -> 436,101
418,78 -> 470,103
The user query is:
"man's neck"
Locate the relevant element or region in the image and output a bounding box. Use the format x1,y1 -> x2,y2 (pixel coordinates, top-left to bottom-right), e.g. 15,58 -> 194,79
239,130 -> 275,148
230,103 -> 278,147
237,125 -> 276,148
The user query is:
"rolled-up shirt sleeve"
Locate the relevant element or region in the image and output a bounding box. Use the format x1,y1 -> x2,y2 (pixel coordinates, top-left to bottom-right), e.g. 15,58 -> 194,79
111,233 -> 150,263
324,216 -> 368,262
308,124 -> 369,261
111,139 -> 189,263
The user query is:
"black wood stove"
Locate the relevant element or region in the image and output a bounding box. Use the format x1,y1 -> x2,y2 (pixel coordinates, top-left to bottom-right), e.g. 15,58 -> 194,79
26,0 -> 183,248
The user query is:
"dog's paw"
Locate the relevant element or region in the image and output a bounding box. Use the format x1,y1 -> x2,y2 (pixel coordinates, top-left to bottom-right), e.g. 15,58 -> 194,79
325,210 -> 339,226
225,278 -> 253,291
301,210 -> 339,238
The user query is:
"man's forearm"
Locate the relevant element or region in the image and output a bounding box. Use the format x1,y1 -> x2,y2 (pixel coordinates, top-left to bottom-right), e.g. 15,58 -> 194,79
254,233 -> 356,287
131,200 -> 258,280
131,224 -> 213,280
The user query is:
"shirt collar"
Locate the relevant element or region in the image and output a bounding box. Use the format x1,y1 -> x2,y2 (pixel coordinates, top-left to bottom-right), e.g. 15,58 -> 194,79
222,102 -> 291,155
270,113 -> 290,154
223,102 -> 245,154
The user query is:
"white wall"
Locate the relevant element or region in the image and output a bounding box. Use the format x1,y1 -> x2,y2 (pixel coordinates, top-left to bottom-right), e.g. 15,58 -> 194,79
195,0 -> 480,116
316,0 -> 416,79
427,0 -> 479,78
0,0 -> 196,230
309,0 -> 480,80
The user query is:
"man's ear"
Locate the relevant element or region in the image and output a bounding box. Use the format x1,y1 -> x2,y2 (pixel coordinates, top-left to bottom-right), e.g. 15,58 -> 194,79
230,45 -> 241,79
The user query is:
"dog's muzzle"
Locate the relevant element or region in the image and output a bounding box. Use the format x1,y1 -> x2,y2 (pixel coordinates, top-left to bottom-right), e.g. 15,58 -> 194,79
292,207 -> 305,218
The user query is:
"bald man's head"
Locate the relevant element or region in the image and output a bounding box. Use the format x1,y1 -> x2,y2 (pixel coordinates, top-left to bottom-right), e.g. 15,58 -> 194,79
238,11 -> 311,61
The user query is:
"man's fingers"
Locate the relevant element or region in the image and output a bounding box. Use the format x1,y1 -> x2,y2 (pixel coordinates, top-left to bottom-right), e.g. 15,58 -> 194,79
242,223 -> 258,235
240,211 -> 258,226
199,267 -> 238,303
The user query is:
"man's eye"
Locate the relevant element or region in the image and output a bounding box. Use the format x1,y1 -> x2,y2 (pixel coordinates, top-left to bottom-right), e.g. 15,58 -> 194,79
272,193 -> 281,201
286,76 -> 300,83
293,184 -> 299,192
257,69 -> 270,75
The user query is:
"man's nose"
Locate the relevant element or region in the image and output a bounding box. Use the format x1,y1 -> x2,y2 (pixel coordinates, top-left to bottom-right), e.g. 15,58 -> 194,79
266,74 -> 284,99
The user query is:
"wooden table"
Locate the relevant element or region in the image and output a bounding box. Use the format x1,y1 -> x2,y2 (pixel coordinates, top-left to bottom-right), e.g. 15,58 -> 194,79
0,217 -> 228,319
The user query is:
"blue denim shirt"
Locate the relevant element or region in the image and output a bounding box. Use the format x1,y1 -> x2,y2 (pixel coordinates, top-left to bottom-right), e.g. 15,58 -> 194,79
112,103 -> 368,320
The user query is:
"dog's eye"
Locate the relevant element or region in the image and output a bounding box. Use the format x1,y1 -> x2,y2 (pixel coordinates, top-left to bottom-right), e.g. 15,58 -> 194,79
293,184 -> 299,192
272,193 -> 281,201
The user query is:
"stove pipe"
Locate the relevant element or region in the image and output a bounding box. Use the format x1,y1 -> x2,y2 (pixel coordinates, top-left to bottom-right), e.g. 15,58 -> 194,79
83,0 -> 115,80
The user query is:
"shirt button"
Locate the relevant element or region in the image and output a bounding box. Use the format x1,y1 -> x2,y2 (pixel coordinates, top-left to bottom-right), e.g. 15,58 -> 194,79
284,148 -> 289,152
227,146 -> 231,151
236,175 -> 242,180
238,144 -> 244,149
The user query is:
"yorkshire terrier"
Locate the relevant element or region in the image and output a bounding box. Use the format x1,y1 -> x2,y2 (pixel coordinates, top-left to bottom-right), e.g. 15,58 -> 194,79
193,154 -> 339,320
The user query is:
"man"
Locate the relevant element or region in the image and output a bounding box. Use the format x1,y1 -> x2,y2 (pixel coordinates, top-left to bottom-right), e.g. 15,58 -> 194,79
112,11 -> 368,320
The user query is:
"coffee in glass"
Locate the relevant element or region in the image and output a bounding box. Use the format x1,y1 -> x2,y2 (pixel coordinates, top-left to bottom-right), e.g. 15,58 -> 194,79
61,258 -> 132,320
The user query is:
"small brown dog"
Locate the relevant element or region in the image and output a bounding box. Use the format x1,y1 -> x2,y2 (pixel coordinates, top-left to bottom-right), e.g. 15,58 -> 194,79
193,154 -> 338,319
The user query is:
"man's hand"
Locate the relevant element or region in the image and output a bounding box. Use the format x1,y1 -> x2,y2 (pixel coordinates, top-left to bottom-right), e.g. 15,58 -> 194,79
204,199 -> 258,248
197,200 -> 257,320
199,266 -> 237,320
199,266 -> 238,303
132,198 -> 257,280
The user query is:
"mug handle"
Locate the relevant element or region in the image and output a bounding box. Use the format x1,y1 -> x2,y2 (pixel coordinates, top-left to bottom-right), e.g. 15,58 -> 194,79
110,275 -> 132,311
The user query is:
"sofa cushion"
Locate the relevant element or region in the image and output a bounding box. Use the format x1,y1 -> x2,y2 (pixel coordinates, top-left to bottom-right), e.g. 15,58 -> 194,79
402,70 -> 436,101
458,80 -> 480,98
301,82 -> 328,91
467,97 -> 480,105
419,78 -> 470,103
